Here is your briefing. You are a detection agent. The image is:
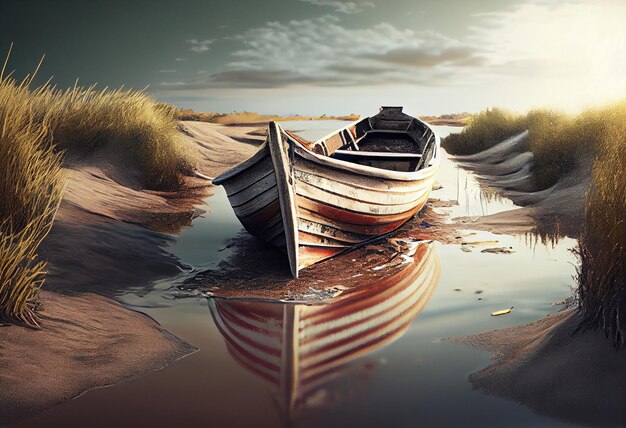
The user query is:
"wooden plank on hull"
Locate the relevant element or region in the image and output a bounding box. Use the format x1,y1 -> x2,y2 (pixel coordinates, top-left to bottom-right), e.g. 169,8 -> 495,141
297,218 -> 371,244
298,246 -> 344,269
213,142 -> 271,185
222,156 -> 275,196
241,199 -> 281,227
295,173 -> 431,208
259,220 -> 287,242
232,186 -> 279,217
295,156 -> 437,193
229,176 -> 277,207
298,207 -> 415,236
296,193 -> 428,226
295,180 -> 429,215
294,145 -> 440,183
298,231 -> 352,248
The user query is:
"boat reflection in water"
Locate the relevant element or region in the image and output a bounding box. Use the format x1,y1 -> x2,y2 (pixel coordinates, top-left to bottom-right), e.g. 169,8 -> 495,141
209,241 -> 440,423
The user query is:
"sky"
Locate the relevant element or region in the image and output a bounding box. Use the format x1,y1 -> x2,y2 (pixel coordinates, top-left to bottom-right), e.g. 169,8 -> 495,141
1,0 -> 625,116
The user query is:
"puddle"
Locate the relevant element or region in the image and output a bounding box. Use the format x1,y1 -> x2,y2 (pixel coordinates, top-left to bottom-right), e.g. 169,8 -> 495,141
17,125 -> 580,427
167,186 -> 243,270
432,126 -> 517,219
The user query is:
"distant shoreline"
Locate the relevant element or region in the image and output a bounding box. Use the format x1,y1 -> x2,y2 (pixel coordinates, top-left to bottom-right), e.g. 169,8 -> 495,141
176,108 -> 471,127
419,113 -> 471,127
175,109 -> 359,126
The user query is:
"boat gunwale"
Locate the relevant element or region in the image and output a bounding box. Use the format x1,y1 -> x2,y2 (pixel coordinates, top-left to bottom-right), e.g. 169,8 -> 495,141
213,141 -> 269,185
211,112 -> 440,187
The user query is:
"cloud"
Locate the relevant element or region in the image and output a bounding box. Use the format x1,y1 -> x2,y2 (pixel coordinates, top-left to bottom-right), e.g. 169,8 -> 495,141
161,15 -> 484,90
158,69 -> 177,73
186,39 -> 215,53
300,0 -> 374,14
364,46 -> 487,68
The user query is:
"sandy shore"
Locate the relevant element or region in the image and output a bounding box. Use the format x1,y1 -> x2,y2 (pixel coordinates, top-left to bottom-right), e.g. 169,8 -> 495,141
1,120 -> 604,425
0,121 -> 258,423
450,131 -> 590,238
448,310 -> 626,426
0,291 -> 195,425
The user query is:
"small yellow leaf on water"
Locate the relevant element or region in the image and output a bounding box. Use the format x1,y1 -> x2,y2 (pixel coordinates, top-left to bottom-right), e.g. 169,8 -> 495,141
491,307 -> 514,316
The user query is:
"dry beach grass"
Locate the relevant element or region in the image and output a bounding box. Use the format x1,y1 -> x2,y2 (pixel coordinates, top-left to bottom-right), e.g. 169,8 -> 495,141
0,47 -> 195,326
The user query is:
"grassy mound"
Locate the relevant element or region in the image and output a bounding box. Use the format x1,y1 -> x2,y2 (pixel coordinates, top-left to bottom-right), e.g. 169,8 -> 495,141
442,105 -> 620,190
441,108 -> 527,155
25,85 -> 193,190
0,48 -> 195,326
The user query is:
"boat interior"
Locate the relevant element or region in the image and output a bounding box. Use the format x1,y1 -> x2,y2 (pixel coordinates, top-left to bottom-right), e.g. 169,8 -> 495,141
303,106 -> 437,173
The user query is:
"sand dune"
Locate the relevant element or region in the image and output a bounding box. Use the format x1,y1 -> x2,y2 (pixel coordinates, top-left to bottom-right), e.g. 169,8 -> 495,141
449,130 -> 590,238
445,132 -> 626,427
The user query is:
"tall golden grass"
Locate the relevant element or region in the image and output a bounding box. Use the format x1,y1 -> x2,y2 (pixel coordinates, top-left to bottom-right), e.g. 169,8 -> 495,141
20,84 -> 193,190
0,55 -> 64,327
577,101 -> 626,347
443,101 -> 626,345
441,108 -> 527,155
0,47 -> 195,326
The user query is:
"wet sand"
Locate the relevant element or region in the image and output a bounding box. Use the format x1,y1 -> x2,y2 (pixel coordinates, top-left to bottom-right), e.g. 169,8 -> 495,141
0,290 -> 195,425
448,310 -> 626,426
182,201 -> 459,303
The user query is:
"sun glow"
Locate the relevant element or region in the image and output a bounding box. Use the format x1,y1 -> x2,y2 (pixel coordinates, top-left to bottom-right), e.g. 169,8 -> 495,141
472,1 -> 626,111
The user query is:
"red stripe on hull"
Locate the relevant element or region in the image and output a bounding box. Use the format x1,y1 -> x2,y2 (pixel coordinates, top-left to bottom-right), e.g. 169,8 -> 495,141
298,246 -> 344,269
297,194 -> 426,226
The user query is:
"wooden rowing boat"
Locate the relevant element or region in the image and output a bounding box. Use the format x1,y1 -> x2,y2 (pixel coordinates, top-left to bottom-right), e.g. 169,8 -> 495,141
213,106 -> 440,277
209,241 -> 440,421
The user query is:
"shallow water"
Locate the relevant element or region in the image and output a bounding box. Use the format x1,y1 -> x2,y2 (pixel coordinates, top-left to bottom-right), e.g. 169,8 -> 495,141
18,126 -> 580,427
281,119 -> 353,141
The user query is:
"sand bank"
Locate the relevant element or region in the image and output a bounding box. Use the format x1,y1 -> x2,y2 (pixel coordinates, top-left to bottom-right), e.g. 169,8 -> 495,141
445,132 -> 626,426
0,291 -> 195,425
449,131 -> 591,238
181,199 -> 459,303
448,310 -> 626,426
1,121 -> 257,423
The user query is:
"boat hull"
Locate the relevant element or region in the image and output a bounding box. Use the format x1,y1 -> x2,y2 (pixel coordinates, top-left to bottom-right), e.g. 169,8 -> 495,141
213,112 -> 440,277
